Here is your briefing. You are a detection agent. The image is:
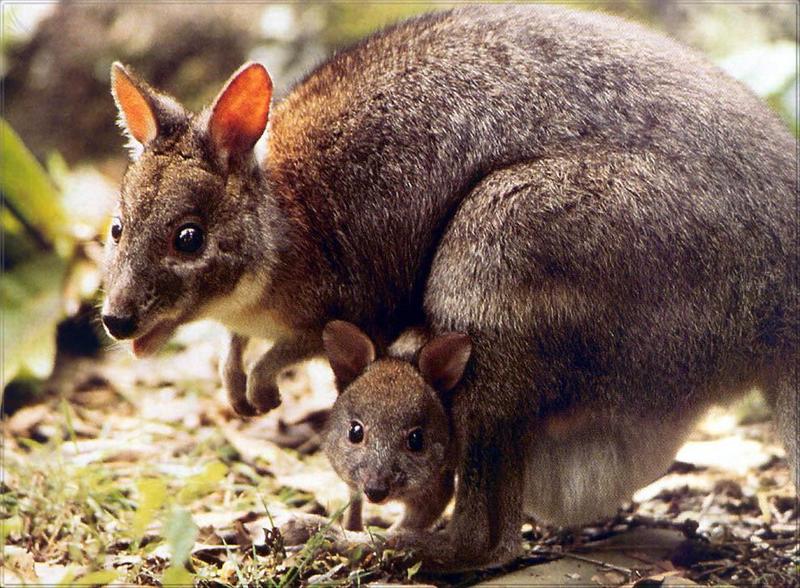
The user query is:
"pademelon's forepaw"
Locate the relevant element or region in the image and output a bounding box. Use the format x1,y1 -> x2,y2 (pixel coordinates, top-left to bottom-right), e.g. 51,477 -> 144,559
277,513 -> 331,545
230,395 -> 259,417
277,513 -> 377,556
223,360 -> 259,417
246,371 -> 282,414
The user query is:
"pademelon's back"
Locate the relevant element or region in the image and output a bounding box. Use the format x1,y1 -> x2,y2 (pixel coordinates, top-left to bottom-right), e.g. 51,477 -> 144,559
262,4 -> 796,366
273,4 -> 792,177
267,6 -> 794,326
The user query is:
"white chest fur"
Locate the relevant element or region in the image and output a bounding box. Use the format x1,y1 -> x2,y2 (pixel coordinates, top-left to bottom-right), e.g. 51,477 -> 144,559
200,273 -> 292,341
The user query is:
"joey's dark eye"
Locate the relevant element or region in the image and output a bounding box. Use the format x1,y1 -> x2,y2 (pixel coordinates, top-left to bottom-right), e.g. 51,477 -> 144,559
407,428 -> 424,452
110,217 -> 123,243
348,421 -> 364,444
173,223 -> 204,254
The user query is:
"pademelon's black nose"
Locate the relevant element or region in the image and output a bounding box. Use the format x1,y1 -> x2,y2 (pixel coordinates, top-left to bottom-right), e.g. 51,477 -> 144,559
364,485 -> 389,503
102,313 -> 138,339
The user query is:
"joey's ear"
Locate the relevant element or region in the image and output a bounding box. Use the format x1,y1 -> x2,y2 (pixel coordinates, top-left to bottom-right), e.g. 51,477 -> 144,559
323,321 -> 376,390
110,62 -> 159,148
418,333 -> 472,394
208,62 -> 272,163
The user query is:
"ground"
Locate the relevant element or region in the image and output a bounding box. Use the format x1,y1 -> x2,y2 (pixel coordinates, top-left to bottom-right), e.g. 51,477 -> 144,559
2,321 -> 798,586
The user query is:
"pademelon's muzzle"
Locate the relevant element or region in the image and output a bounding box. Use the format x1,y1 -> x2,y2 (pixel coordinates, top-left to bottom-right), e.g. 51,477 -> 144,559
102,312 -> 138,339
101,292 -> 185,357
364,485 -> 390,504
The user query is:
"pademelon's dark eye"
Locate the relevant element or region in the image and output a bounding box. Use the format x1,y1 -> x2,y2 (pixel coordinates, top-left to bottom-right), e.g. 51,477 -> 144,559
348,421 -> 364,444
407,428 -> 424,452
110,217 -> 123,243
174,223 -> 204,254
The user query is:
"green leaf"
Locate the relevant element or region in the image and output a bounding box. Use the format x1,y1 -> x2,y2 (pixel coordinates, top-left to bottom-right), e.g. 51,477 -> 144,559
2,207 -> 41,263
177,460 -> 228,504
131,478 -> 168,540
57,568 -> 79,586
161,565 -> 195,587
1,253 -> 67,380
406,559 -> 422,580
0,118 -> 66,251
325,3 -> 440,46
0,515 -> 23,541
73,569 -> 119,586
163,507 -> 198,567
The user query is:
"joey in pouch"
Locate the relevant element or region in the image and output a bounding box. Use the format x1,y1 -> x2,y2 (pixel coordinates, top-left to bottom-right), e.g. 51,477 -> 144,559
322,321 -> 470,533
278,321 -> 470,548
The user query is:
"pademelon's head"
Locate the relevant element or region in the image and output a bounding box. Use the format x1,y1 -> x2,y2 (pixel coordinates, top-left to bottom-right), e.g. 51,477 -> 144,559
321,320 -> 471,504
102,62 -> 282,355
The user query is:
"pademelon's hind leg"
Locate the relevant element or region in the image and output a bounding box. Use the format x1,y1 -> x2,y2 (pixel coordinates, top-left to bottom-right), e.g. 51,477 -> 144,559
764,367 -> 799,491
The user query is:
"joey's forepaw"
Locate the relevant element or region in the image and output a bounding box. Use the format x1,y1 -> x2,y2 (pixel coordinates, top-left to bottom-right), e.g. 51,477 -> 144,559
385,529 -> 522,573
277,513 -> 332,545
246,373 -> 282,414
277,513 -> 376,555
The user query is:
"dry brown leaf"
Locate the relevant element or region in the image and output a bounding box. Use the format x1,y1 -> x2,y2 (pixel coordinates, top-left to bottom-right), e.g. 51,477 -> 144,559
5,404 -> 51,435
592,570 -> 628,586
622,570 -> 683,587
217,422 -> 303,474
193,510 -> 252,530
2,546 -> 38,582
628,571 -> 699,587
220,559 -> 240,585
675,436 -> 777,475
367,585 -> 437,588
756,491 -> 773,524
34,561 -> 85,585
59,437 -> 162,466
275,468 -> 349,511
274,359 -> 336,425
659,579 -> 699,586
0,567 -> 28,585
72,387 -> 120,409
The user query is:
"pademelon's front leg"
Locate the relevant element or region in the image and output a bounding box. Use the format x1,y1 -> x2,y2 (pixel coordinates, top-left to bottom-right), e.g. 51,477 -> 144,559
246,332 -> 323,413
222,331 -> 323,416
278,512 -> 373,552
345,490 -> 364,531
221,333 -> 256,417
390,469 -> 454,532
388,431 -> 525,572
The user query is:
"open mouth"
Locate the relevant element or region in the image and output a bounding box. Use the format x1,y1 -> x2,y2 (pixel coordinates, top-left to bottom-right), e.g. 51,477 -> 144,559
366,496 -> 389,505
131,319 -> 181,358
363,491 -> 391,505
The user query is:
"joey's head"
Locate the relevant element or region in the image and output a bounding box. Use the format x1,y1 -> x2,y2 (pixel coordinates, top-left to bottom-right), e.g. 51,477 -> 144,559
321,321 -> 471,505
102,62 -> 282,355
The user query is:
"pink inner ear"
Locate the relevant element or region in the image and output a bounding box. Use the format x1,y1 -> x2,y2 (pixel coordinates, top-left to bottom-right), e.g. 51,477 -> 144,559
323,321 -> 376,390
112,66 -> 157,144
418,333 -> 472,393
209,63 -> 273,157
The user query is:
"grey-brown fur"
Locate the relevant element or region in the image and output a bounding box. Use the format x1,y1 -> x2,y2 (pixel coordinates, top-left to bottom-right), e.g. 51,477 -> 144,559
277,322 -> 467,547
103,5 -> 797,571
324,359 -> 456,532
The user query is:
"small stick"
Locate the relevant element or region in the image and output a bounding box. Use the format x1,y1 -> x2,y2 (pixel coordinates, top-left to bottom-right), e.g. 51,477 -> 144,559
561,552 -> 633,575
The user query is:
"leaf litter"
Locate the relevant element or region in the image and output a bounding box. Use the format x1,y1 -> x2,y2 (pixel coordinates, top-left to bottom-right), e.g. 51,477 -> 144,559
2,325 -> 797,586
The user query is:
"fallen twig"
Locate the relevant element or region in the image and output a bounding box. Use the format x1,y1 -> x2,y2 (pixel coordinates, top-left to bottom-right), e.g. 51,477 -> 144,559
561,552 -> 634,575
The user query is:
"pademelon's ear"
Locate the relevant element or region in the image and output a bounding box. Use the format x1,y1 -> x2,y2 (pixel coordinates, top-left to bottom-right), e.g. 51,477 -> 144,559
323,321 -> 376,391
418,333 -> 472,395
208,62 -> 272,164
110,62 -> 159,151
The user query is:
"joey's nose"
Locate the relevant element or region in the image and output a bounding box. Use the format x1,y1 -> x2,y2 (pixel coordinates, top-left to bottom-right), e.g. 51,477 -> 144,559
102,313 -> 138,339
364,485 -> 389,503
